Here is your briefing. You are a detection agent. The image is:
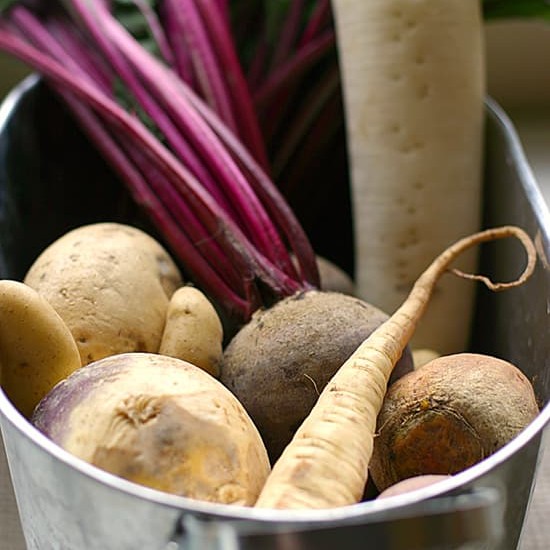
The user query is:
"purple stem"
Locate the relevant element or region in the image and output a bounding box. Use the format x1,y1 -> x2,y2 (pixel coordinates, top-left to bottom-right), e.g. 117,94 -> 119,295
253,29 -> 335,109
8,7 -> 256,315
194,0 -> 270,171
298,0 -> 332,47
161,0 -> 239,135
129,0 -> 175,66
84,3 -> 299,274
180,79 -> 319,286
270,0 -> 304,69
66,94 -> 256,318
0,24 -> 305,304
18,5 -> 240,221
70,1 -> 273,258
48,19 -> 113,92
157,4 -> 196,86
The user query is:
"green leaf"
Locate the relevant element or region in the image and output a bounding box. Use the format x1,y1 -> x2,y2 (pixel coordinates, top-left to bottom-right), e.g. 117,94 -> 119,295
483,0 -> 550,20
0,0 -> 19,14
111,0 -> 162,57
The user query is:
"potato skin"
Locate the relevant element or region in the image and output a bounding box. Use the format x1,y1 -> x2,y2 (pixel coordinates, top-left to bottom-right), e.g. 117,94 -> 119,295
0,280 -> 81,418
221,290 -> 414,462
32,353 -> 270,505
369,353 -> 540,492
376,475 -> 450,499
159,286 -> 223,377
24,223 -> 183,365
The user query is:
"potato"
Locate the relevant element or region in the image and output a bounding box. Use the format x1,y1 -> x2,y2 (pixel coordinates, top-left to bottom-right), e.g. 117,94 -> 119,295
221,290 -> 414,462
0,280 -> 81,417
159,286 -> 223,377
32,352 -> 270,505
24,223 -> 183,365
376,475 -> 450,499
369,353 -> 540,491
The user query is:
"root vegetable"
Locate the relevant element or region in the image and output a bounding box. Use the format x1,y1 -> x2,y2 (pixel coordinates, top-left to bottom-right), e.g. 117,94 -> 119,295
221,290 -> 414,462
0,280 -> 81,418
412,348 -> 441,369
32,352 -> 270,505
331,0 -> 486,354
369,353 -> 540,492
159,286 -> 224,377
376,474 -> 450,499
24,222 -> 183,365
316,256 -> 356,295
254,226 -> 536,509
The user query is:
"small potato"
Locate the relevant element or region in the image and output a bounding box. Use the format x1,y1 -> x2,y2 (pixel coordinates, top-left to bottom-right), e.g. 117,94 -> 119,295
24,223 -> 183,365
159,286 -> 223,377
376,475 -> 450,499
32,353 -> 270,505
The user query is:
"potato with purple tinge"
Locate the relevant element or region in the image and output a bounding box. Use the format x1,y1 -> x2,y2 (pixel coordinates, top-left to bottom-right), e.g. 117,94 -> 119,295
24,222 -> 183,366
32,352 -> 271,505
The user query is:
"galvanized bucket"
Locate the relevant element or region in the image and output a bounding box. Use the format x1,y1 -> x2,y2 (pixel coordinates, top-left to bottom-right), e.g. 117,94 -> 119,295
1,75 -> 550,550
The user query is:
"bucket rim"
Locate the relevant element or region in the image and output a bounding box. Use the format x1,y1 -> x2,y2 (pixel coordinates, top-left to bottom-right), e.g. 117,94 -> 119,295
2,378 -> 550,526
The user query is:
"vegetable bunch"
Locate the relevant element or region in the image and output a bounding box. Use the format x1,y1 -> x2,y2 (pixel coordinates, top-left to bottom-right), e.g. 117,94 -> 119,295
0,0 -> 341,322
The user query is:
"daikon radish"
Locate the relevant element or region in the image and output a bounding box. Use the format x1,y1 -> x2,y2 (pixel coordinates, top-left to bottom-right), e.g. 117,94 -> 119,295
331,0 -> 486,354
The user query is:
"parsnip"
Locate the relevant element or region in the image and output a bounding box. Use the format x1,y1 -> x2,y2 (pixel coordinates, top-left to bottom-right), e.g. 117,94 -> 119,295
0,280 -> 81,417
331,0 -> 486,354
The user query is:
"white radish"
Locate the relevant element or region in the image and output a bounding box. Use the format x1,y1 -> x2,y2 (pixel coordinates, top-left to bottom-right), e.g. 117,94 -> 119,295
331,0 -> 486,354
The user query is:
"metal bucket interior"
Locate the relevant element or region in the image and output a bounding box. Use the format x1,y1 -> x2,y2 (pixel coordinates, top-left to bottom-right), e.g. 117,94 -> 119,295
1,75 -> 550,550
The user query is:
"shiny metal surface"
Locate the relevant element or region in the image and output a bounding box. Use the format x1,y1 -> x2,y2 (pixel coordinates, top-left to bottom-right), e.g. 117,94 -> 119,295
0,77 -> 549,550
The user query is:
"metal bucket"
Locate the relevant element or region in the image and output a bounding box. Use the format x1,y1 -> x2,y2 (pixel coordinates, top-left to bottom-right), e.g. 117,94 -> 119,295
1,75 -> 549,550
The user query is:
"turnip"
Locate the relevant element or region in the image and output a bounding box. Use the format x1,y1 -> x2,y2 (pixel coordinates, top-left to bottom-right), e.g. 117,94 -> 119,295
254,226 -> 536,509
330,0 -> 486,355
369,353 -> 540,492
32,352 -> 271,505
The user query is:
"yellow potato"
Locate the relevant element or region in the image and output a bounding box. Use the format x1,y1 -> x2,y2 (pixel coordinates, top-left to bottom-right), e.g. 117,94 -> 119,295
0,280 -> 81,417
24,223 -> 183,365
159,286 -> 223,377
